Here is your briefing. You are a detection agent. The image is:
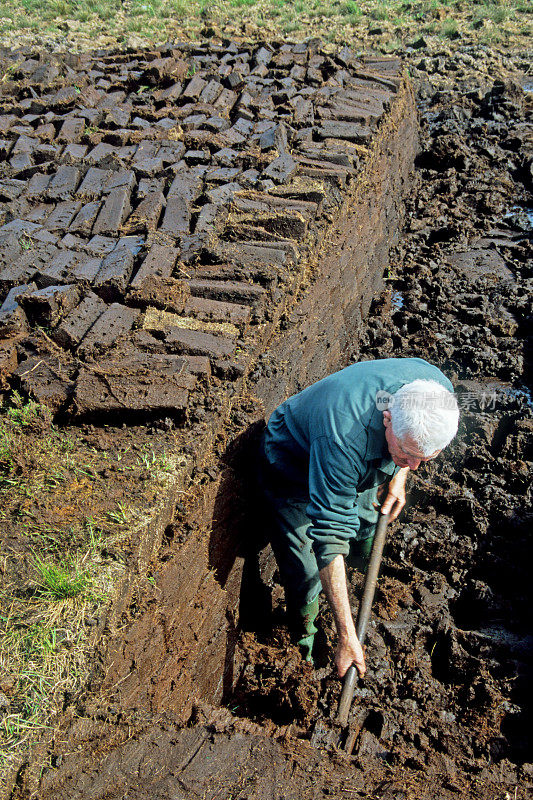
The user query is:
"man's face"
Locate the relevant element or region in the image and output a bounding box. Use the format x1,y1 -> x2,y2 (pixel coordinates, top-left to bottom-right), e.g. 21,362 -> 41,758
383,410 -> 441,470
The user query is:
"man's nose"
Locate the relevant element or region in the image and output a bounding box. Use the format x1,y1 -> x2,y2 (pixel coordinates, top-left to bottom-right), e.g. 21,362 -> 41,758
407,457 -> 421,470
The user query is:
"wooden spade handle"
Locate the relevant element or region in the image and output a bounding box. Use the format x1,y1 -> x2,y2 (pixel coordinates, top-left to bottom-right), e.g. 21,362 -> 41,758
337,512 -> 390,726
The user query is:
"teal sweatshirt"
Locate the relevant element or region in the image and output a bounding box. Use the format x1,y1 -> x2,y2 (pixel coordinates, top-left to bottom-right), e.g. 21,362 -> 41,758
262,358 -> 453,570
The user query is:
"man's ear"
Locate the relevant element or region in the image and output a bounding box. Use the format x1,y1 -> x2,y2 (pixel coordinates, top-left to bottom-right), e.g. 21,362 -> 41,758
383,410 -> 392,427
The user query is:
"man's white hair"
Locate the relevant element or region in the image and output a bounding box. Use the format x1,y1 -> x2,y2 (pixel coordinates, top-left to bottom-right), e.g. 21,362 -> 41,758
390,379 -> 459,456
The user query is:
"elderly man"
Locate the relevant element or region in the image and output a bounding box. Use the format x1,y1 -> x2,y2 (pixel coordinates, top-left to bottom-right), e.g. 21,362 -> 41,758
259,357 -> 459,677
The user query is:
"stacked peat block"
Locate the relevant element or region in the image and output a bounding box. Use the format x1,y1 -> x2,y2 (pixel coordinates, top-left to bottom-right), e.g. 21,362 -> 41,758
0,41 -> 402,420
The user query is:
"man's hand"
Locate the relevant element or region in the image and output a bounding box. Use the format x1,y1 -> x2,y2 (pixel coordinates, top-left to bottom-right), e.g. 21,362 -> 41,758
336,631 -> 366,679
379,466 -> 409,521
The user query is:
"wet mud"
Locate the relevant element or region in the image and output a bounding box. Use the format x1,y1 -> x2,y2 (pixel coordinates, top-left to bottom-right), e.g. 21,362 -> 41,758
5,40 -> 533,800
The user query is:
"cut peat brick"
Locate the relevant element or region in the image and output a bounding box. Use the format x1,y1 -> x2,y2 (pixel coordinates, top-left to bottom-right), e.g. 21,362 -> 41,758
47,166 -> 81,199
53,291 -> 107,349
159,195 -> 190,237
92,188 -> 132,235
183,354 -> 211,376
137,177 -> 165,198
70,256 -> 103,283
61,143 -> 88,163
38,250 -> 80,286
217,240 -> 290,269
164,326 -> 236,359
182,74 -> 208,100
186,279 -> 266,305
74,348 -> 194,417
316,120 -> 372,142
0,178 -> 26,200
77,302 -> 139,359
184,295 -> 251,327
227,192 -> 319,221
262,154 -> 298,183
127,276 -> 190,312
130,244 -> 179,288
77,168 -> 112,199
93,243 -> 136,300
70,201 -> 102,235
85,143 -> 115,165
44,200 -> 82,231
104,170 -> 136,194
20,283 -> 82,327
14,354 -> 75,413
167,172 -> 203,203
74,370 -> 190,418
143,57 -> 188,84
229,211 -> 307,240
58,117 -> 85,142
26,173 -> 51,198
124,192 -> 165,233
0,251 -> 51,292
26,203 -> 53,225
86,234 -> 120,256
0,283 -> 35,335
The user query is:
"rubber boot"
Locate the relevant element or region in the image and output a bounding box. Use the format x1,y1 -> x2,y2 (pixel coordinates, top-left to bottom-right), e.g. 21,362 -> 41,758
289,596 -> 319,663
348,536 -> 374,575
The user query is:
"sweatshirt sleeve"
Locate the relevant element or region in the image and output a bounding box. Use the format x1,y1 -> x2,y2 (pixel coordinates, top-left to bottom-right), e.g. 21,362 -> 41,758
306,434 -> 366,571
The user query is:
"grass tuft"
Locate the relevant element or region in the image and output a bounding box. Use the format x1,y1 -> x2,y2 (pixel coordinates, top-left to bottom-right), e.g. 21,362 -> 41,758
33,557 -> 92,601
4,391 -> 51,429
441,17 -> 459,36
341,0 -> 363,19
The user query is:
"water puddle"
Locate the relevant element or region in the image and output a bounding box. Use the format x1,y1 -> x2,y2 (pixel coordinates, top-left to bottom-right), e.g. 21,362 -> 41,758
522,81 -> 533,94
503,206 -> 533,233
503,385 -> 533,409
474,625 -> 533,658
391,290 -> 404,309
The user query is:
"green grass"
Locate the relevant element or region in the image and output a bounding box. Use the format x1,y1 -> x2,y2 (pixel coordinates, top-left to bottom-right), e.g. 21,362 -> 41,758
3,391 -> 49,428
472,2 -> 513,24
0,0 -> 529,43
33,557 -> 93,600
341,0 -> 363,20
0,612 -> 88,779
441,17 -> 459,37
105,501 -> 131,525
0,393 -> 164,787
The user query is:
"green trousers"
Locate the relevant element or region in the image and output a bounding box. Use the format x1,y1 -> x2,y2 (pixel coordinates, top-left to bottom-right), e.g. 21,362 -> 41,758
259,459 -> 388,659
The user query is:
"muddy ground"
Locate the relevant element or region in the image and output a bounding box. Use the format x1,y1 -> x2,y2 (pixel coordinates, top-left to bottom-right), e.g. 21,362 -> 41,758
225,48 -> 533,797
5,38 -> 533,800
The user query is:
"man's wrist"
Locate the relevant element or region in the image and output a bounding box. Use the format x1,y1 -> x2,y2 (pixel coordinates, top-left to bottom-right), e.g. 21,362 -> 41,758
338,623 -> 357,641
393,466 -> 409,487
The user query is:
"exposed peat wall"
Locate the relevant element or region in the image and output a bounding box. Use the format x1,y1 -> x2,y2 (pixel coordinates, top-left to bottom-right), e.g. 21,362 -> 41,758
88,72 -> 418,725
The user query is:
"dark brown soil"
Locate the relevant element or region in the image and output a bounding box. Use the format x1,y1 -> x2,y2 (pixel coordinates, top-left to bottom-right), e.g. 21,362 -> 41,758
4,39 -> 533,800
